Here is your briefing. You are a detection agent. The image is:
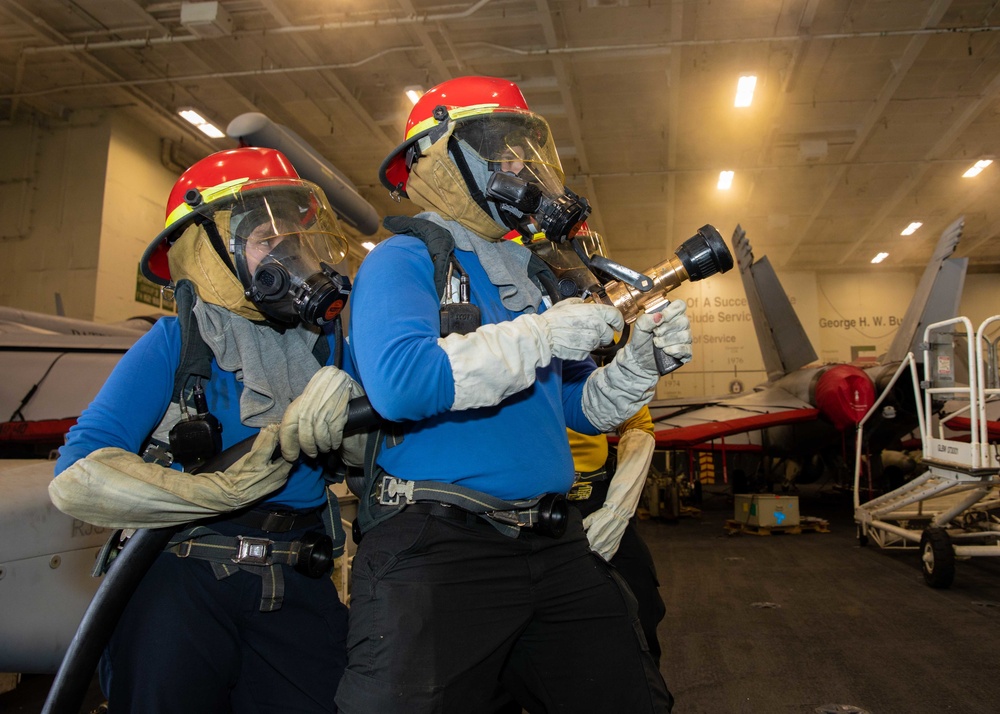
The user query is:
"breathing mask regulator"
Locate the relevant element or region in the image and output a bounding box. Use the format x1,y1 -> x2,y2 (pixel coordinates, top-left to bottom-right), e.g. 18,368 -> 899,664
484,171 -> 591,245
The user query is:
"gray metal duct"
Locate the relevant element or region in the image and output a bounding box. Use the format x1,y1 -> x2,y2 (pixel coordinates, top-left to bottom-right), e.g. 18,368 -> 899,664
226,112 -> 380,236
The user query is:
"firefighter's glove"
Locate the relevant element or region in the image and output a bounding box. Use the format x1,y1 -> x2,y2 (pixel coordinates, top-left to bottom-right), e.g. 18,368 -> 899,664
535,298 -> 624,361
440,298 -> 623,411
582,300 -> 691,431
339,431 -> 368,469
583,429 -> 656,561
279,366 -> 365,461
48,425 -> 292,529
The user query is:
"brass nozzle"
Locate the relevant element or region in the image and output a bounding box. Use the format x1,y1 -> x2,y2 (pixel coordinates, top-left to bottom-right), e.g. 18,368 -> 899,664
587,224 -> 732,323
593,256 -> 690,324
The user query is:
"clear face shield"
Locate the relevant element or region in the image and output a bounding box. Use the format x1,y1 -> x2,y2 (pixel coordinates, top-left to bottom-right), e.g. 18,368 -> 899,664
207,180 -> 352,326
451,110 -> 591,243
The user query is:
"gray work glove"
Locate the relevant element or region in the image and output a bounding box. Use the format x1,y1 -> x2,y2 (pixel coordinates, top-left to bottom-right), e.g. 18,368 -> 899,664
582,300 -> 692,432
534,297 -> 625,361
440,298 -> 624,411
279,366 -> 366,461
48,425 -> 292,529
583,429 -> 656,561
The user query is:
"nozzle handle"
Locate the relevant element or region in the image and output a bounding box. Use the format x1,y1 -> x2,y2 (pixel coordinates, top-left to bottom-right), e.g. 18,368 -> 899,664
654,350 -> 684,376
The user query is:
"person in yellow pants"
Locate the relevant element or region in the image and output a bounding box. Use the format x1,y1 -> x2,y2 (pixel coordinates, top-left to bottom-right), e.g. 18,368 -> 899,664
568,406 -> 666,664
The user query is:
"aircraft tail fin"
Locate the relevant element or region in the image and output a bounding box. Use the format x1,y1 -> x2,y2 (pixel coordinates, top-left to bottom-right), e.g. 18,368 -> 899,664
733,225 -> 818,382
883,216 -> 966,364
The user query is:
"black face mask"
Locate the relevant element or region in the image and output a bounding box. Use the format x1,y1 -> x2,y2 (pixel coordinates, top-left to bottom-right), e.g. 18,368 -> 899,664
484,171 -> 591,243
247,256 -> 352,327
235,232 -> 351,327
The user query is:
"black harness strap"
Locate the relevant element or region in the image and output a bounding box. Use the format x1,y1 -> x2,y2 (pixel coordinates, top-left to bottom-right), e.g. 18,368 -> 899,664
170,280 -> 215,402
383,215 -> 457,300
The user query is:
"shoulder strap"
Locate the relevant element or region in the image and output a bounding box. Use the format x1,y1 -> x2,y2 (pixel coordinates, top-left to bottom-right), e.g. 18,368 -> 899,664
384,215 -> 561,305
171,280 -> 215,402
383,215 -> 456,300
525,253 -> 560,302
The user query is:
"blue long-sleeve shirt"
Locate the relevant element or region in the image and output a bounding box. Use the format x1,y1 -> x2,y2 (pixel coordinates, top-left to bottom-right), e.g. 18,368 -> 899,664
55,317 -> 352,510
349,231 -> 599,501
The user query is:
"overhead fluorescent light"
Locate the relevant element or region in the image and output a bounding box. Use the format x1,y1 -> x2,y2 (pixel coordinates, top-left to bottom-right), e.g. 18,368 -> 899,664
717,171 -> 734,190
900,222 -> 922,236
178,108 -> 207,125
197,123 -> 225,139
734,75 -> 757,108
404,86 -> 424,105
871,252 -> 889,264
962,159 -> 993,178
177,107 -> 226,140
362,241 -> 377,252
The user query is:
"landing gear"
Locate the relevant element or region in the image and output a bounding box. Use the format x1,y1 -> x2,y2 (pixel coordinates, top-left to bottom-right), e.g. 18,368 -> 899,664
856,524 -> 869,547
920,527 -> 955,589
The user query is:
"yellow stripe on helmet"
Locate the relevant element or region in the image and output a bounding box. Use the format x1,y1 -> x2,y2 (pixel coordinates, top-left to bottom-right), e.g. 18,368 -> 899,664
162,177 -> 250,229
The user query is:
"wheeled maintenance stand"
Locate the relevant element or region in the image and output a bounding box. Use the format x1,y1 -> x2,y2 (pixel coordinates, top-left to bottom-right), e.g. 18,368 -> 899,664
854,315 -> 1000,588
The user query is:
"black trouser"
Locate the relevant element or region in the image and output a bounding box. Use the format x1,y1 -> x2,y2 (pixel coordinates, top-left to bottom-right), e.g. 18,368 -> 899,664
336,505 -> 672,714
574,478 -> 667,665
100,518 -> 348,714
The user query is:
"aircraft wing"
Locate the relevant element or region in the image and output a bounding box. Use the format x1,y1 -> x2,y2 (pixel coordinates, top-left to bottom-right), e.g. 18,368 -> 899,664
0,459 -> 109,673
649,387 -> 819,448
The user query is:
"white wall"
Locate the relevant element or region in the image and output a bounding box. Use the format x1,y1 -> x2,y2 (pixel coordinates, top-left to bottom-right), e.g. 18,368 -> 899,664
0,113 -> 109,318
0,110 -> 189,323
96,113 -> 180,322
958,273 -> 1000,328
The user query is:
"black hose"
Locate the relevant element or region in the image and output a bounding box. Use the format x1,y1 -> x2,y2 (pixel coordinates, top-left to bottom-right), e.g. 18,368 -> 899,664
42,395 -> 379,714
41,526 -> 175,714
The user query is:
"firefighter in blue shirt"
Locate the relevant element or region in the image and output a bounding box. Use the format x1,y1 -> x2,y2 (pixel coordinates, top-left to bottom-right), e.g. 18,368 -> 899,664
51,147 -> 362,713
337,76 -> 690,713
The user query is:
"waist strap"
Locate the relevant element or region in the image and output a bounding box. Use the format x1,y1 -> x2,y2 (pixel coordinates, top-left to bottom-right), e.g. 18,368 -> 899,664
377,475 -> 559,538
168,533 -> 310,568
166,525 -> 339,611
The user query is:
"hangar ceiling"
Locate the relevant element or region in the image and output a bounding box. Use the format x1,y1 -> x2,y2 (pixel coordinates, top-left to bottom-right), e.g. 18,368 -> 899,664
1,0 -> 999,274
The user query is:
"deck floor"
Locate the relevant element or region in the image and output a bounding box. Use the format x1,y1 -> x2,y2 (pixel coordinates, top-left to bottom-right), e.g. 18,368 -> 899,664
4,485 -> 1000,713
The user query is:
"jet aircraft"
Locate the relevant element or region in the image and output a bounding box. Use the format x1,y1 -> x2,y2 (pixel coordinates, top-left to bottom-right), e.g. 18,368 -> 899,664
647,217 -> 968,492
0,309 -> 152,675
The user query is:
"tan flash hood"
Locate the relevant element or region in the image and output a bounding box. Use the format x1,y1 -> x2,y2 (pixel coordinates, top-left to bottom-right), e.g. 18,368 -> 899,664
405,122 -> 508,241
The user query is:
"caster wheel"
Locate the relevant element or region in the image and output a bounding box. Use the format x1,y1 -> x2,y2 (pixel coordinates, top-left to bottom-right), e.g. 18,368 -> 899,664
920,527 -> 955,589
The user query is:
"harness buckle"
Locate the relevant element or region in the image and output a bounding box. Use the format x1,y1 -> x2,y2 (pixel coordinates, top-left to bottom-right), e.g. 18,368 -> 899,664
487,509 -> 531,528
233,536 -> 273,566
379,475 -> 415,506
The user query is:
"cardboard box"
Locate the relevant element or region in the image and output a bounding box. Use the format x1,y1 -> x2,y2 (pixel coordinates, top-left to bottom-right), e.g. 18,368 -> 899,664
734,494 -> 800,527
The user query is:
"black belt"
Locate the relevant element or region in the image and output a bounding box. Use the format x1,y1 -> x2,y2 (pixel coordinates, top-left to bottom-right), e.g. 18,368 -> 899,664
403,497 -> 568,538
404,501 -> 483,526
574,467 -> 609,483
230,507 -> 322,533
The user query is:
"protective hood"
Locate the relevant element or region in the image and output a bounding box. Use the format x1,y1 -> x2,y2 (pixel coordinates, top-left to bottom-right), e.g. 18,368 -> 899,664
166,220 -> 265,322
406,123 -> 508,242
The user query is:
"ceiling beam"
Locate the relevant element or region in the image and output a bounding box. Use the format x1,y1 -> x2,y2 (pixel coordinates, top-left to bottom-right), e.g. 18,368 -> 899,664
776,0 -> 955,267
